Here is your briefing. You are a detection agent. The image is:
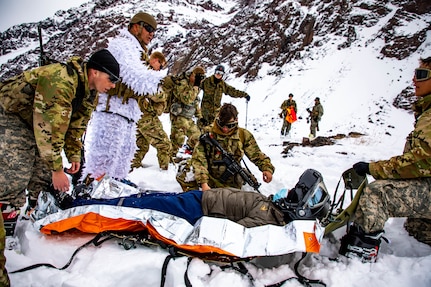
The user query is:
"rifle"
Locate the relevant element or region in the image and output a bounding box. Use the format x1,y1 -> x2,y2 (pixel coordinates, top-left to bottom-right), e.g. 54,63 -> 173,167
37,24 -> 51,66
199,133 -> 261,192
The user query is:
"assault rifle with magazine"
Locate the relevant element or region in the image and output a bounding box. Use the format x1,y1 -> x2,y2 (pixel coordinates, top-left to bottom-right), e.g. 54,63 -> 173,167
199,132 -> 261,192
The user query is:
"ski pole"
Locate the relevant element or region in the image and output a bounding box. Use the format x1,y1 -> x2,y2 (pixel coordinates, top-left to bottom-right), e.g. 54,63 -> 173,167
245,100 -> 248,129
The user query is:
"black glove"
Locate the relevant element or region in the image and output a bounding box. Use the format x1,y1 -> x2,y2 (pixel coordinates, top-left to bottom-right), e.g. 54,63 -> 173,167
199,118 -> 208,126
306,108 -> 311,113
245,95 -> 251,101
353,162 -> 370,177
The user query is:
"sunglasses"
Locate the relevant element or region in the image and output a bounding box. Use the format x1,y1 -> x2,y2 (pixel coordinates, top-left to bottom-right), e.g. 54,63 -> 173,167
89,60 -> 121,84
100,65 -> 121,84
217,119 -> 238,129
415,68 -> 431,82
139,22 -> 156,33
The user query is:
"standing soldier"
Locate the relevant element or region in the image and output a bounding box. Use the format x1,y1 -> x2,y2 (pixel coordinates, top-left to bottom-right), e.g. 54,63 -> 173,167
169,66 -> 205,157
307,97 -> 324,138
83,12 -> 166,180
0,49 -> 120,286
131,52 -> 172,171
279,93 -> 297,136
176,103 -> 274,191
199,64 -> 250,128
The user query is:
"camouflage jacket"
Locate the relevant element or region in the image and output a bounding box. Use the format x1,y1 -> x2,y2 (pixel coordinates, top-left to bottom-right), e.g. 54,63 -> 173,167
280,99 -> 297,116
370,93 -> 431,179
191,125 -> 274,186
200,75 -> 248,122
201,188 -> 285,228
0,57 -> 96,171
311,103 -> 324,121
137,90 -> 167,116
170,73 -> 202,119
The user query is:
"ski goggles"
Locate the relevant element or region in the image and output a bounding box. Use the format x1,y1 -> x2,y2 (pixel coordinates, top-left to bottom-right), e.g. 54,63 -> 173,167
139,22 -> 156,33
217,119 -> 238,129
415,68 -> 431,82
215,70 -> 224,76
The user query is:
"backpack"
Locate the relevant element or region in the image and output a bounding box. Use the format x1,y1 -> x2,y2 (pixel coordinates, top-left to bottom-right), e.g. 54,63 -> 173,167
0,62 -> 85,116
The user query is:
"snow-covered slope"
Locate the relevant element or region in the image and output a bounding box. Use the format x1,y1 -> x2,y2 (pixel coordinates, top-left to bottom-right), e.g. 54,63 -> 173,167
2,0 -> 431,286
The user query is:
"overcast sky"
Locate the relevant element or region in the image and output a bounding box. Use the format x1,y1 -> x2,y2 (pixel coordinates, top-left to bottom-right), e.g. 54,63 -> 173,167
0,0 -> 89,32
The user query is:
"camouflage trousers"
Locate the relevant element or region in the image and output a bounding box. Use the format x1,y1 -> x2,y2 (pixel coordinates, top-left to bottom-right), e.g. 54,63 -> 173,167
131,114 -> 171,170
309,119 -> 319,137
170,115 -> 201,156
0,216 -> 10,287
0,107 -> 51,207
354,178 -> 431,242
280,119 -> 292,136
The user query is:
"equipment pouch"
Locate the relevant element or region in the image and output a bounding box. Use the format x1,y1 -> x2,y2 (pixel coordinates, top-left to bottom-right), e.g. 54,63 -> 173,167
170,102 -> 182,116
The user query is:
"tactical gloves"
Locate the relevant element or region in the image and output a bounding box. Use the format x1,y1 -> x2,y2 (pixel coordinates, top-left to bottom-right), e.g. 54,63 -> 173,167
245,95 -> 251,101
353,161 -> 370,177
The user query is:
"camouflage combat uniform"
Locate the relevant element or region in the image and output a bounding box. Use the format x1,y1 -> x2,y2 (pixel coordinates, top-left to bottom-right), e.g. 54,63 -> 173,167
200,75 -> 248,127
169,73 -> 202,155
280,98 -> 297,135
0,57 -> 95,286
131,90 -> 171,170
0,57 -> 95,206
354,93 -> 431,245
176,123 -> 274,191
309,101 -> 323,137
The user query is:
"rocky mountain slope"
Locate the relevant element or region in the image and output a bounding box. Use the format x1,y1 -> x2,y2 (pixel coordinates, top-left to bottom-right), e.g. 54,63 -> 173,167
0,0 -> 430,109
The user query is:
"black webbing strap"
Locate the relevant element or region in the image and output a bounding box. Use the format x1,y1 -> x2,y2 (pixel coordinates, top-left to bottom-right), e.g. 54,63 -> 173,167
265,253 -> 327,287
9,232 -> 114,274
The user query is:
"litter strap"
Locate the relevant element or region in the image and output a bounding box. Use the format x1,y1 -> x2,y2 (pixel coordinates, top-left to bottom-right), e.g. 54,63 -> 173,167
10,232 -> 113,274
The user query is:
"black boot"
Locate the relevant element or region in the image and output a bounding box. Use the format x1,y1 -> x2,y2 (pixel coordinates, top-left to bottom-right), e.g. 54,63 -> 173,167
339,225 -> 384,263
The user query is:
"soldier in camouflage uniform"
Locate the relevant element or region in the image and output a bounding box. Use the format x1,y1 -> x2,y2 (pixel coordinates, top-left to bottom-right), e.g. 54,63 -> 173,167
169,66 -> 205,157
280,93 -> 297,136
176,103 -> 274,191
339,56 -> 431,262
131,52 -> 171,170
199,64 -> 250,128
0,49 -> 119,287
307,97 -> 324,138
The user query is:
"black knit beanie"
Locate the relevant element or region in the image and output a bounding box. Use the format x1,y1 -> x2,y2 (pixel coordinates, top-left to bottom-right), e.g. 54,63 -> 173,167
87,49 -> 120,78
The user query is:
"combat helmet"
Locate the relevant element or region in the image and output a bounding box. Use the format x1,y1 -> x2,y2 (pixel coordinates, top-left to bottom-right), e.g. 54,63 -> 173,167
274,169 -> 330,222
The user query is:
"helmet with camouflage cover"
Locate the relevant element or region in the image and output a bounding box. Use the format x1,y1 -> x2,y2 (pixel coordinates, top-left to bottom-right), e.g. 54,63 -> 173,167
130,12 -> 157,30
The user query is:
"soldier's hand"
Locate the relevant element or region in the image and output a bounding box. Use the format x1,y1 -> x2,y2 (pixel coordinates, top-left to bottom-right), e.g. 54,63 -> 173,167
201,183 -> 211,191
262,171 -> 273,183
353,162 -> 370,177
245,95 -> 251,101
65,162 -> 80,174
52,170 -> 70,192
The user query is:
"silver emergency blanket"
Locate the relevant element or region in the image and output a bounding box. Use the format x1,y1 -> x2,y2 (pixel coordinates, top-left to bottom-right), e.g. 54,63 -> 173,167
33,176 -> 324,257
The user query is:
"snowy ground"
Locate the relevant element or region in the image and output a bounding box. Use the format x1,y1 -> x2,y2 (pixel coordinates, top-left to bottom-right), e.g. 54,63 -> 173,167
2,0 -> 431,286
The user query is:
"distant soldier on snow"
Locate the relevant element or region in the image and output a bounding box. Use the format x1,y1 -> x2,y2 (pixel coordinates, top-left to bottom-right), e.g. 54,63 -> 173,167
131,51 -> 172,171
176,103 -> 274,191
307,97 -> 324,138
168,66 -> 205,157
82,12 -> 166,180
279,93 -> 297,136
0,49 -> 120,286
199,64 -> 250,129
339,56 -> 431,263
